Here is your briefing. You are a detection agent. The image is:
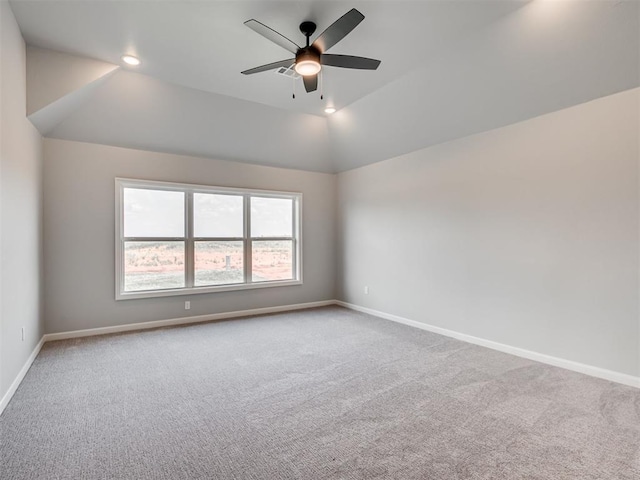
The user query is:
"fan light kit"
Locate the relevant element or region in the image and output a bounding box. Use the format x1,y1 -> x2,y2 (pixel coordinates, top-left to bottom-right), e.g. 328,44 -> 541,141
295,60 -> 321,76
121,55 -> 141,66
242,8 -> 380,95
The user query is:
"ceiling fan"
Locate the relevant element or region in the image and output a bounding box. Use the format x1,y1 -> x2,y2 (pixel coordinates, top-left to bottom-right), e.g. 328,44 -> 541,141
241,8 -> 381,94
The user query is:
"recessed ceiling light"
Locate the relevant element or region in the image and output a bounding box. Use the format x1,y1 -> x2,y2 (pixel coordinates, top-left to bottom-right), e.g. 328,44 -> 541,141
324,107 -> 336,114
121,55 -> 141,66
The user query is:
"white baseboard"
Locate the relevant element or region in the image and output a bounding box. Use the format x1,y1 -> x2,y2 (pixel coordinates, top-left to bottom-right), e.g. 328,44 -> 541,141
3,298 -> 637,418
335,300 -> 640,389
0,300 -> 333,416
44,300 -> 336,342
0,336 -> 46,416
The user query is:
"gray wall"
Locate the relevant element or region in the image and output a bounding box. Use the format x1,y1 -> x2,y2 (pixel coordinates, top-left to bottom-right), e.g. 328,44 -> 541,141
337,88 -> 640,377
43,139 -> 336,334
0,1 -> 44,400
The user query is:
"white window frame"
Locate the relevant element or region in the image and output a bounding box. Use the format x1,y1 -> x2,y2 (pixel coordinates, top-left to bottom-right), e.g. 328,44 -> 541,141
115,178 -> 302,300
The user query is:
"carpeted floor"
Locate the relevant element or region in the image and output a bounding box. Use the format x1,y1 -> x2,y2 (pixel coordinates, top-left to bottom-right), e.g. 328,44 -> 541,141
1,306 -> 639,479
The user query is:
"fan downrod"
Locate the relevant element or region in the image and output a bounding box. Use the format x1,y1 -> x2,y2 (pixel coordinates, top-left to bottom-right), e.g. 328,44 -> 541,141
299,21 -> 316,46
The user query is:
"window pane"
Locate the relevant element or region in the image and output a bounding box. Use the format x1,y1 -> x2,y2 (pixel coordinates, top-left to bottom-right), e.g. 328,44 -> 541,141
252,240 -> 293,282
124,241 -> 185,291
194,193 -> 243,237
195,241 -> 244,286
251,197 -> 293,238
124,188 -> 184,237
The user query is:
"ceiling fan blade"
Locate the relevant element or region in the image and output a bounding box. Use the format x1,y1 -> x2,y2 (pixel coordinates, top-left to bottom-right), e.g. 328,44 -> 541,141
312,8 -> 364,53
303,74 -> 318,93
244,19 -> 301,54
321,54 -> 381,70
241,58 -> 295,75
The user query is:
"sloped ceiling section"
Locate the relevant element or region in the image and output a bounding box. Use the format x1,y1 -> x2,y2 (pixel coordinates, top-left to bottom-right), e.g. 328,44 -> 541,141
327,0 -> 640,171
44,68 -> 332,172
26,48 -> 332,172
22,1 -> 639,173
12,0 -> 524,116
26,46 -> 119,135
26,46 -> 119,115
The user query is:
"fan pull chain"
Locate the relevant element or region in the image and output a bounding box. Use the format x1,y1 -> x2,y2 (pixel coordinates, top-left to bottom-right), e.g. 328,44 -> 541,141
320,71 -> 323,100
292,74 -> 296,99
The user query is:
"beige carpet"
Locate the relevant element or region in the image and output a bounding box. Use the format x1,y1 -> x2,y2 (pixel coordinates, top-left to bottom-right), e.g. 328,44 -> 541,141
1,306 -> 639,479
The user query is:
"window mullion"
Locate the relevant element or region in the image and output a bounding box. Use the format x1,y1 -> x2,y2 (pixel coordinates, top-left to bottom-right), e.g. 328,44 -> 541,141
116,181 -> 125,298
244,194 -> 252,284
123,237 -> 185,242
246,236 -> 292,242
292,197 -> 298,280
186,191 -> 194,288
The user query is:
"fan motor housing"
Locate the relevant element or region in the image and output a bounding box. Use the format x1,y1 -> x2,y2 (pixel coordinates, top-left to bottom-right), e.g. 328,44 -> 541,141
296,46 -> 321,65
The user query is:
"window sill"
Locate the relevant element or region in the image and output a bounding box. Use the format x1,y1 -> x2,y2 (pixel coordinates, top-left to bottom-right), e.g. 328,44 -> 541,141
116,279 -> 303,300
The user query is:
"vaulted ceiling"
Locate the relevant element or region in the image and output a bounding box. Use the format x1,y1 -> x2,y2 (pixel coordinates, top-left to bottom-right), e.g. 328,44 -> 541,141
11,0 -> 640,173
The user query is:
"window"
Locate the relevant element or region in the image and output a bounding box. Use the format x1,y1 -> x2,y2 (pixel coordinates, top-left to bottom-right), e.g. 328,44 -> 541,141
116,178 -> 301,299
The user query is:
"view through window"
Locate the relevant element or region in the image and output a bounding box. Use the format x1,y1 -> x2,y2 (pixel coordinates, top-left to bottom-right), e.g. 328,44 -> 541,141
116,179 -> 301,299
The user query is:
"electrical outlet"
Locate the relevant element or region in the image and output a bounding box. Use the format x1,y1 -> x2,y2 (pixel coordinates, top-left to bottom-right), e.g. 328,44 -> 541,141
185,301 -> 191,310
364,286 -> 369,295
21,327 -> 25,341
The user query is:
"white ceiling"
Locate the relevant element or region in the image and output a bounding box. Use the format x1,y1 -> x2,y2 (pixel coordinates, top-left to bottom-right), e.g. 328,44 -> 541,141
9,0 -> 640,173
10,0 -> 523,116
